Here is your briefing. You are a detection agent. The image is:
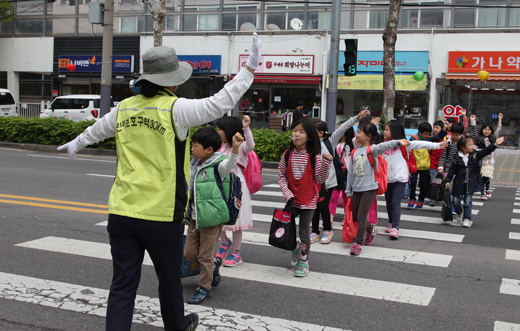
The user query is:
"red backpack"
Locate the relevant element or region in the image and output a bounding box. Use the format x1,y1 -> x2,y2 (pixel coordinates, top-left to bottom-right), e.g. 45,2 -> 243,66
400,146 -> 417,174
352,145 -> 387,195
239,151 -> 263,194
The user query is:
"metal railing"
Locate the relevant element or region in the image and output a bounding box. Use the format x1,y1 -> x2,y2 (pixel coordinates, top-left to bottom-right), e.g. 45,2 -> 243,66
17,101 -> 49,119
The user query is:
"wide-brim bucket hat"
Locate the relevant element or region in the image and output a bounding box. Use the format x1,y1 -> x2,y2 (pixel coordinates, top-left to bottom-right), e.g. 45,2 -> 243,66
135,46 -> 193,87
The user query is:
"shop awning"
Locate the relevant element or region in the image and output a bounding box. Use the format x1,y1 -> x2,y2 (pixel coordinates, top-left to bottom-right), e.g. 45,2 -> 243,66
230,75 -> 321,85
446,74 -> 520,81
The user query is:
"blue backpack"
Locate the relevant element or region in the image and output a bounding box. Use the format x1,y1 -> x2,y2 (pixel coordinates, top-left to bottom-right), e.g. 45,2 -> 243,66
213,164 -> 242,225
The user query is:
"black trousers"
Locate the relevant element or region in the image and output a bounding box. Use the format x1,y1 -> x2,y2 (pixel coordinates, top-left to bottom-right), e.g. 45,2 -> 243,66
311,186 -> 333,234
106,214 -> 187,331
410,170 -> 430,202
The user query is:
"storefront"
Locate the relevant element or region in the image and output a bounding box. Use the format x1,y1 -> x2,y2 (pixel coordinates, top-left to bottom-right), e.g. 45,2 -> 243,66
333,51 -> 430,129
175,55 -> 226,101
438,51 -> 520,147
51,36 -> 140,102
234,54 -> 322,130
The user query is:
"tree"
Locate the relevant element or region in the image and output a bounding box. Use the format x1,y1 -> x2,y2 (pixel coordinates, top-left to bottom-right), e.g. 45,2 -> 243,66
0,0 -> 14,22
382,0 -> 401,120
142,0 -> 166,47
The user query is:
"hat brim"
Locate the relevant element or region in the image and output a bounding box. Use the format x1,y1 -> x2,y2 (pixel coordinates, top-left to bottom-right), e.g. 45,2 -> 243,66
135,61 -> 193,87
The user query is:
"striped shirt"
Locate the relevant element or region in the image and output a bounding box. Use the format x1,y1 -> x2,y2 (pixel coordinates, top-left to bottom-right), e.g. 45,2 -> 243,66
278,148 -> 332,209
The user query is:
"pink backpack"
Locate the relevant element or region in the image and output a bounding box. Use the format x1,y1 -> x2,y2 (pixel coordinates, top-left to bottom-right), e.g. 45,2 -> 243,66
240,151 -> 263,194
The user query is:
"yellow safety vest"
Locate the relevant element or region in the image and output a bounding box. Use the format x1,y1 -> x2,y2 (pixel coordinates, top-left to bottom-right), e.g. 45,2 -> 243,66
108,90 -> 191,222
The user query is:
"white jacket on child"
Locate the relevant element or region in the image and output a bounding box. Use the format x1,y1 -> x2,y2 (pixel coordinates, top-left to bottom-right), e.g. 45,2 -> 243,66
382,141 -> 442,184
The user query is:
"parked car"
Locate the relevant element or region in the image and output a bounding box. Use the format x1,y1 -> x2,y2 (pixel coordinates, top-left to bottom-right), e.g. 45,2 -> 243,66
40,95 -> 114,122
0,89 -> 18,117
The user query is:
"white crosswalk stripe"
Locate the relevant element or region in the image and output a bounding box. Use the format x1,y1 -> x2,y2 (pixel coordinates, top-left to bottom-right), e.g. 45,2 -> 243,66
509,232 -> 520,240
505,249 -> 520,261
494,321 -> 520,331
500,278 -> 520,297
512,218 -> 520,225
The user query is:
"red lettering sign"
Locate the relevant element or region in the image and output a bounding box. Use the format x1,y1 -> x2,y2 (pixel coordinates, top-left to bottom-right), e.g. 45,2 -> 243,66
448,51 -> 520,73
442,105 -> 462,122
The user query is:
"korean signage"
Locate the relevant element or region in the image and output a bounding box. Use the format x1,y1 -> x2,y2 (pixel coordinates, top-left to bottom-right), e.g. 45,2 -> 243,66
328,74 -> 427,91
337,51 -> 429,73
58,55 -> 134,73
177,55 -> 221,74
442,105 -> 463,122
448,51 -> 520,73
239,55 -> 314,74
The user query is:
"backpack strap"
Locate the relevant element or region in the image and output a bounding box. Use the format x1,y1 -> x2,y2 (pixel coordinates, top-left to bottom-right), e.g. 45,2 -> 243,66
213,164 -> 228,203
351,148 -> 357,162
366,145 -> 379,177
285,148 -> 315,170
323,138 -> 334,156
400,145 -> 409,160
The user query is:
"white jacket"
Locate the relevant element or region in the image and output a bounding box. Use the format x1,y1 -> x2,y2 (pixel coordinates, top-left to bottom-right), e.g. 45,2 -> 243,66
382,141 -> 442,184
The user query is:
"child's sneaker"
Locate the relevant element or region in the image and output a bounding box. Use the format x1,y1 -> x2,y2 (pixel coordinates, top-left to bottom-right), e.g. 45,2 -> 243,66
184,313 -> 199,331
389,228 -> 399,240
487,191 -> 492,199
294,261 -> 309,277
415,200 -> 424,209
215,239 -> 232,260
310,232 -> 320,243
223,252 -> 242,267
320,231 -> 334,244
350,243 -> 362,255
211,257 -> 222,287
429,201 -> 436,207
452,207 -> 457,215
364,227 -> 378,246
384,223 -> 393,233
290,246 -> 301,268
456,213 -> 463,223
187,286 -> 212,304
407,199 -> 415,209
462,219 -> 473,228
481,193 -> 487,200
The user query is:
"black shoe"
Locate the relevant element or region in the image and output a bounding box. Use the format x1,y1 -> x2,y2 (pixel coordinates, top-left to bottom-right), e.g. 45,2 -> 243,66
187,286 -> 212,304
211,257 -> 222,287
184,313 -> 199,331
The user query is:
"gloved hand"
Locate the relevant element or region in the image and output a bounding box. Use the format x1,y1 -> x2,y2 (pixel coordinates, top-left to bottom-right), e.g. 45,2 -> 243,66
245,32 -> 262,70
57,137 -> 86,161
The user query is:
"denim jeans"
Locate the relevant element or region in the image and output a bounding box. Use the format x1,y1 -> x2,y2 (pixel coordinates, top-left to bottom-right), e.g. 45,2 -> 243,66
385,182 -> 407,229
403,180 -> 411,198
429,168 -> 438,181
453,193 -> 473,220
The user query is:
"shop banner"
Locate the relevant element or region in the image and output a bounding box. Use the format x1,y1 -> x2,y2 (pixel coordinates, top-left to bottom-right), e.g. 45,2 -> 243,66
448,51 -> 520,73
58,55 -> 134,73
177,55 -> 221,74
337,51 -> 429,73
239,55 -> 314,74
328,74 -> 427,91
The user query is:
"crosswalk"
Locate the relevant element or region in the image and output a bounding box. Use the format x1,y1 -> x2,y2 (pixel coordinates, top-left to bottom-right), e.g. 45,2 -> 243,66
3,182 -> 520,330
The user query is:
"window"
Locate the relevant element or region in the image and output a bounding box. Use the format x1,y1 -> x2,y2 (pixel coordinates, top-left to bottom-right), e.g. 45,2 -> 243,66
478,0 -> 506,27
15,19 -> 44,34
266,5 -> 286,30
420,8 -> 443,27
223,7 -> 237,31
454,0 -> 476,27
166,15 -> 175,31
308,6 -> 332,29
199,7 -> 219,31
238,6 -> 257,30
402,9 -> 419,28
19,73 -> 51,100
512,0 -> 520,26
121,16 -> 138,33
0,21 -> 13,35
69,0 -> 83,6
183,7 -> 198,31
369,10 -> 388,28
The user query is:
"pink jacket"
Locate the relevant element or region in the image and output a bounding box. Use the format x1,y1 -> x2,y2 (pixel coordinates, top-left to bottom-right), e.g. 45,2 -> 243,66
218,127 -> 255,170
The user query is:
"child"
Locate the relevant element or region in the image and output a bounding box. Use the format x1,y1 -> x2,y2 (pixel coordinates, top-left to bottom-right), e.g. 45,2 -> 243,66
330,126 -> 356,227
346,121 -> 410,255
408,122 -> 447,209
476,113 -> 502,200
428,119 -> 449,206
215,115 -> 255,267
184,127 -> 244,304
382,120 -> 448,239
311,110 -> 369,244
278,119 -> 333,277
438,115 -> 478,177
445,135 -> 504,227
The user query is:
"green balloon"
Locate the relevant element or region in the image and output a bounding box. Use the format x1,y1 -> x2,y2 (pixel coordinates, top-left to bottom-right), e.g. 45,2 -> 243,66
413,71 -> 425,81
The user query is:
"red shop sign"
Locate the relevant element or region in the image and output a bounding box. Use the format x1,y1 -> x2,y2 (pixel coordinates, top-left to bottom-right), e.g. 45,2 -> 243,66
442,105 -> 462,122
448,51 -> 520,73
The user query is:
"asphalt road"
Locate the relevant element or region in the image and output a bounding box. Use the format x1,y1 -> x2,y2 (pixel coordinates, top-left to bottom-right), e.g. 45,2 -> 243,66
1,147 -> 520,331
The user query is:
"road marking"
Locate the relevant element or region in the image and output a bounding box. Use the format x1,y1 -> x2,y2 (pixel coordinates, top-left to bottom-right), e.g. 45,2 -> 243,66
0,199 -> 108,214
28,154 -> 116,163
514,210 -> 520,214
512,219 -> 520,225
506,249 -> 520,261
0,194 -> 108,208
86,174 -> 115,178
500,278 -> 520,296
375,226 -> 464,243
515,203 -> 520,206
500,169 -> 520,172
0,271 -> 347,330
264,184 -> 280,188
495,321 -> 520,331
509,232 -> 520,240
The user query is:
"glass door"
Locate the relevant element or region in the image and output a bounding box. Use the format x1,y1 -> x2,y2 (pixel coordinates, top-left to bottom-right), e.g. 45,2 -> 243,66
238,87 -> 271,129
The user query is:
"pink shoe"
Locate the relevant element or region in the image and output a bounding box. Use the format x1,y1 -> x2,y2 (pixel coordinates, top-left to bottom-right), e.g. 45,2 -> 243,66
389,228 -> 399,240
223,252 -> 242,267
215,239 -> 232,260
350,243 -> 362,255
385,224 -> 393,233
364,227 -> 378,246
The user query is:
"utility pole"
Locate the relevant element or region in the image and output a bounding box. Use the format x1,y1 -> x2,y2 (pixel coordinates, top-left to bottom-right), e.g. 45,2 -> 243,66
100,0 -> 114,118
326,0 -> 341,133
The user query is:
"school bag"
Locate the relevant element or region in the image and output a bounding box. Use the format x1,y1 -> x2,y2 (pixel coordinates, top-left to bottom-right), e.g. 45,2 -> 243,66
400,146 -> 417,174
342,198 -> 357,243
427,173 -> 446,202
269,200 -> 297,251
239,151 -> 263,194
214,164 -> 242,225
351,145 -> 387,195
323,138 -> 347,190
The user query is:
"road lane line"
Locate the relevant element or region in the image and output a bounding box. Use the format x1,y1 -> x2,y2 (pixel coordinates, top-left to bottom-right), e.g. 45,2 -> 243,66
495,321 -> 520,331
500,278 -> 520,296
28,154 -> 116,163
506,249 -> 520,261
509,232 -> 520,240
514,209 -> 520,214
0,199 -> 108,214
0,194 -> 108,208
512,218 -> 520,225
86,174 -> 115,178
0,271 -> 347,330
375,226 -> 464,243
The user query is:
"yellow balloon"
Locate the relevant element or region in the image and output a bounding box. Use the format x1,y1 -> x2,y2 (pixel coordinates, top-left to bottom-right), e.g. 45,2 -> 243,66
478,70 -> 490,82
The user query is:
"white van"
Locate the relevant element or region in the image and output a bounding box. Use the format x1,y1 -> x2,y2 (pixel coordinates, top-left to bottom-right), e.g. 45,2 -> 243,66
0,89 -> 18,117
40,95 -> 115,122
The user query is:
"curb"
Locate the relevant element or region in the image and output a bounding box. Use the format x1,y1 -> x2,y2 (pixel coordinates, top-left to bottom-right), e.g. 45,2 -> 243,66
0,141 -> 281,169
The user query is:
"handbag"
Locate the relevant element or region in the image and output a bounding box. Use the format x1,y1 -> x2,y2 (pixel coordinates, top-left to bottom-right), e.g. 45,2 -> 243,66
441,188 -> 453,222
342,198 -> 358,243
427,174 -> 446,202
269,200 -> 297,251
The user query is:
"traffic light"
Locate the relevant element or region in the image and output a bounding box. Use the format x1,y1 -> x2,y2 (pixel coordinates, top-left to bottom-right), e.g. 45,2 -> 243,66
344,39 -> 358,76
